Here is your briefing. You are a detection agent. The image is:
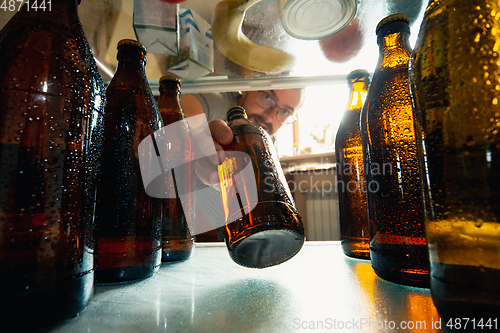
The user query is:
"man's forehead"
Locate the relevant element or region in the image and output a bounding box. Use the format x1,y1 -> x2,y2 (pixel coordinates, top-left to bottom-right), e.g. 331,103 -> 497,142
273,89 -> 303,108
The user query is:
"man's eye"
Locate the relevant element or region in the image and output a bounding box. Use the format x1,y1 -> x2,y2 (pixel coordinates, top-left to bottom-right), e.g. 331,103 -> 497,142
263,93 -> 272,101
279,109 -> 290,116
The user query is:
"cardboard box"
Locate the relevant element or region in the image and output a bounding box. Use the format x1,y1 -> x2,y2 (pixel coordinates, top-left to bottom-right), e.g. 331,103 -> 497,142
133,0 -> 179,55
165,9 -> 213,79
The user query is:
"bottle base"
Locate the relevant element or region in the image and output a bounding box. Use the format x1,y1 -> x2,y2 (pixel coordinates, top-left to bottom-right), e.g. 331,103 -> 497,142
96,265 -> 160,284
430,262 -> 500,332
1,269 -> 94,331
341,238 -> 370,260
224,201 -> 305,268
229,228 -> 305,268
370,242 -> 430,288
162,238 -> 195,262
96,238 -> 161,283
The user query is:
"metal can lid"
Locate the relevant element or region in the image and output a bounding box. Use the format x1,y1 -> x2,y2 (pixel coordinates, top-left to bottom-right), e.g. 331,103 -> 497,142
376,13 -> 410,35
347,69 -> 370,81
159,75 -> 181,85
281,0 -> 357,40
117,39 -> 147,54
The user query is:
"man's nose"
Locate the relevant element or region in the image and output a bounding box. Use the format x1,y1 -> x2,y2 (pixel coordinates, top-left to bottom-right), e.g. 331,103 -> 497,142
262,107 -> 277,122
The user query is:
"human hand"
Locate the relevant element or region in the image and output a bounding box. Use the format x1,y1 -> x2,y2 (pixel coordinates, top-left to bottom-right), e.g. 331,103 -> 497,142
191,119 -> 234,189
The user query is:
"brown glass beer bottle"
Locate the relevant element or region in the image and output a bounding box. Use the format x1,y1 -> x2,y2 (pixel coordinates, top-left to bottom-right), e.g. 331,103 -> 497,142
335,69 -> 371,260
360,14 -> 429,287
0,0 -> 105,329
410,0 -> 500,322
95,39 -> 162,283
156,75 -> 195,262
218,106 -> 305,268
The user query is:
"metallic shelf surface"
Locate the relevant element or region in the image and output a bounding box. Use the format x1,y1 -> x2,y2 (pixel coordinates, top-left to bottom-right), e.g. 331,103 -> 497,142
41,241 -> 451,333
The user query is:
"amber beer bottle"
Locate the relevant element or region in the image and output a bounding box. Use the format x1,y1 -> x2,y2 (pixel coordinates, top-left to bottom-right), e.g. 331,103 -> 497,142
95,40 -> 162,283
156,75 -> 195,262
0,0 -> 105,328
360,14 -> 429,287
219,106 -> 305,268
410,0 -> 500,321
335,69 -> 371,260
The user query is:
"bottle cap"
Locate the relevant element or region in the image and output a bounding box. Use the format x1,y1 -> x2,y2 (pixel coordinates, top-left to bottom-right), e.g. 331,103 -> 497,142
227,106 -> 247,122
376,13 -> 410,35
117,39 -> 147,54
347,69 -> 370,81
159,75 -> 181,85
281,0 -> 357,40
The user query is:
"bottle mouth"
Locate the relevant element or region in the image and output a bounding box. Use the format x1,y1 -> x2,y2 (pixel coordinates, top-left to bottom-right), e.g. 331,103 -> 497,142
230,228 -> 305,268
117,39 -> 147,54
159,75 -> 181,85
227,106 -> 248,122
347,69 -> 370,82
225,201 -> 305,268
375,13 -> 410,35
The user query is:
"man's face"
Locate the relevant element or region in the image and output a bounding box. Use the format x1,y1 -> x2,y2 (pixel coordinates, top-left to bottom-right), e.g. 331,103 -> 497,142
239,89 -> 304,135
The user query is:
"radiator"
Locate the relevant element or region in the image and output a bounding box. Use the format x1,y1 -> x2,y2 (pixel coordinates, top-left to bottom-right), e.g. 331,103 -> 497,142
305,192 -> 341,241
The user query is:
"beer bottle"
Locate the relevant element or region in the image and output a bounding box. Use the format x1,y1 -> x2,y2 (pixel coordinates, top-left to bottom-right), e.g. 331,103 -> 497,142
219,106 -> 305,268
156,75 -> 195,262
95,39 -> 162,283
335,69 -> 371,260
360,14 -> 429,287
410,0 -> 500,321
0,0 -> 105,329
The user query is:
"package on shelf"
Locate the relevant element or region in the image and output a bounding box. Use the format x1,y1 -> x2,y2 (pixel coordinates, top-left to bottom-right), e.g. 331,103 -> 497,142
133,0 -> 179,55
165,9 -> 213,79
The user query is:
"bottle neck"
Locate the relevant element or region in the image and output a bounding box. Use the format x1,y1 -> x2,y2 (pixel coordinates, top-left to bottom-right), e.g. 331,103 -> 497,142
114,48 -> 147,84
227,107 -> 248,123
158,83 -> 182,109
347,78 -> 369,110
377,23 -> 412,69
